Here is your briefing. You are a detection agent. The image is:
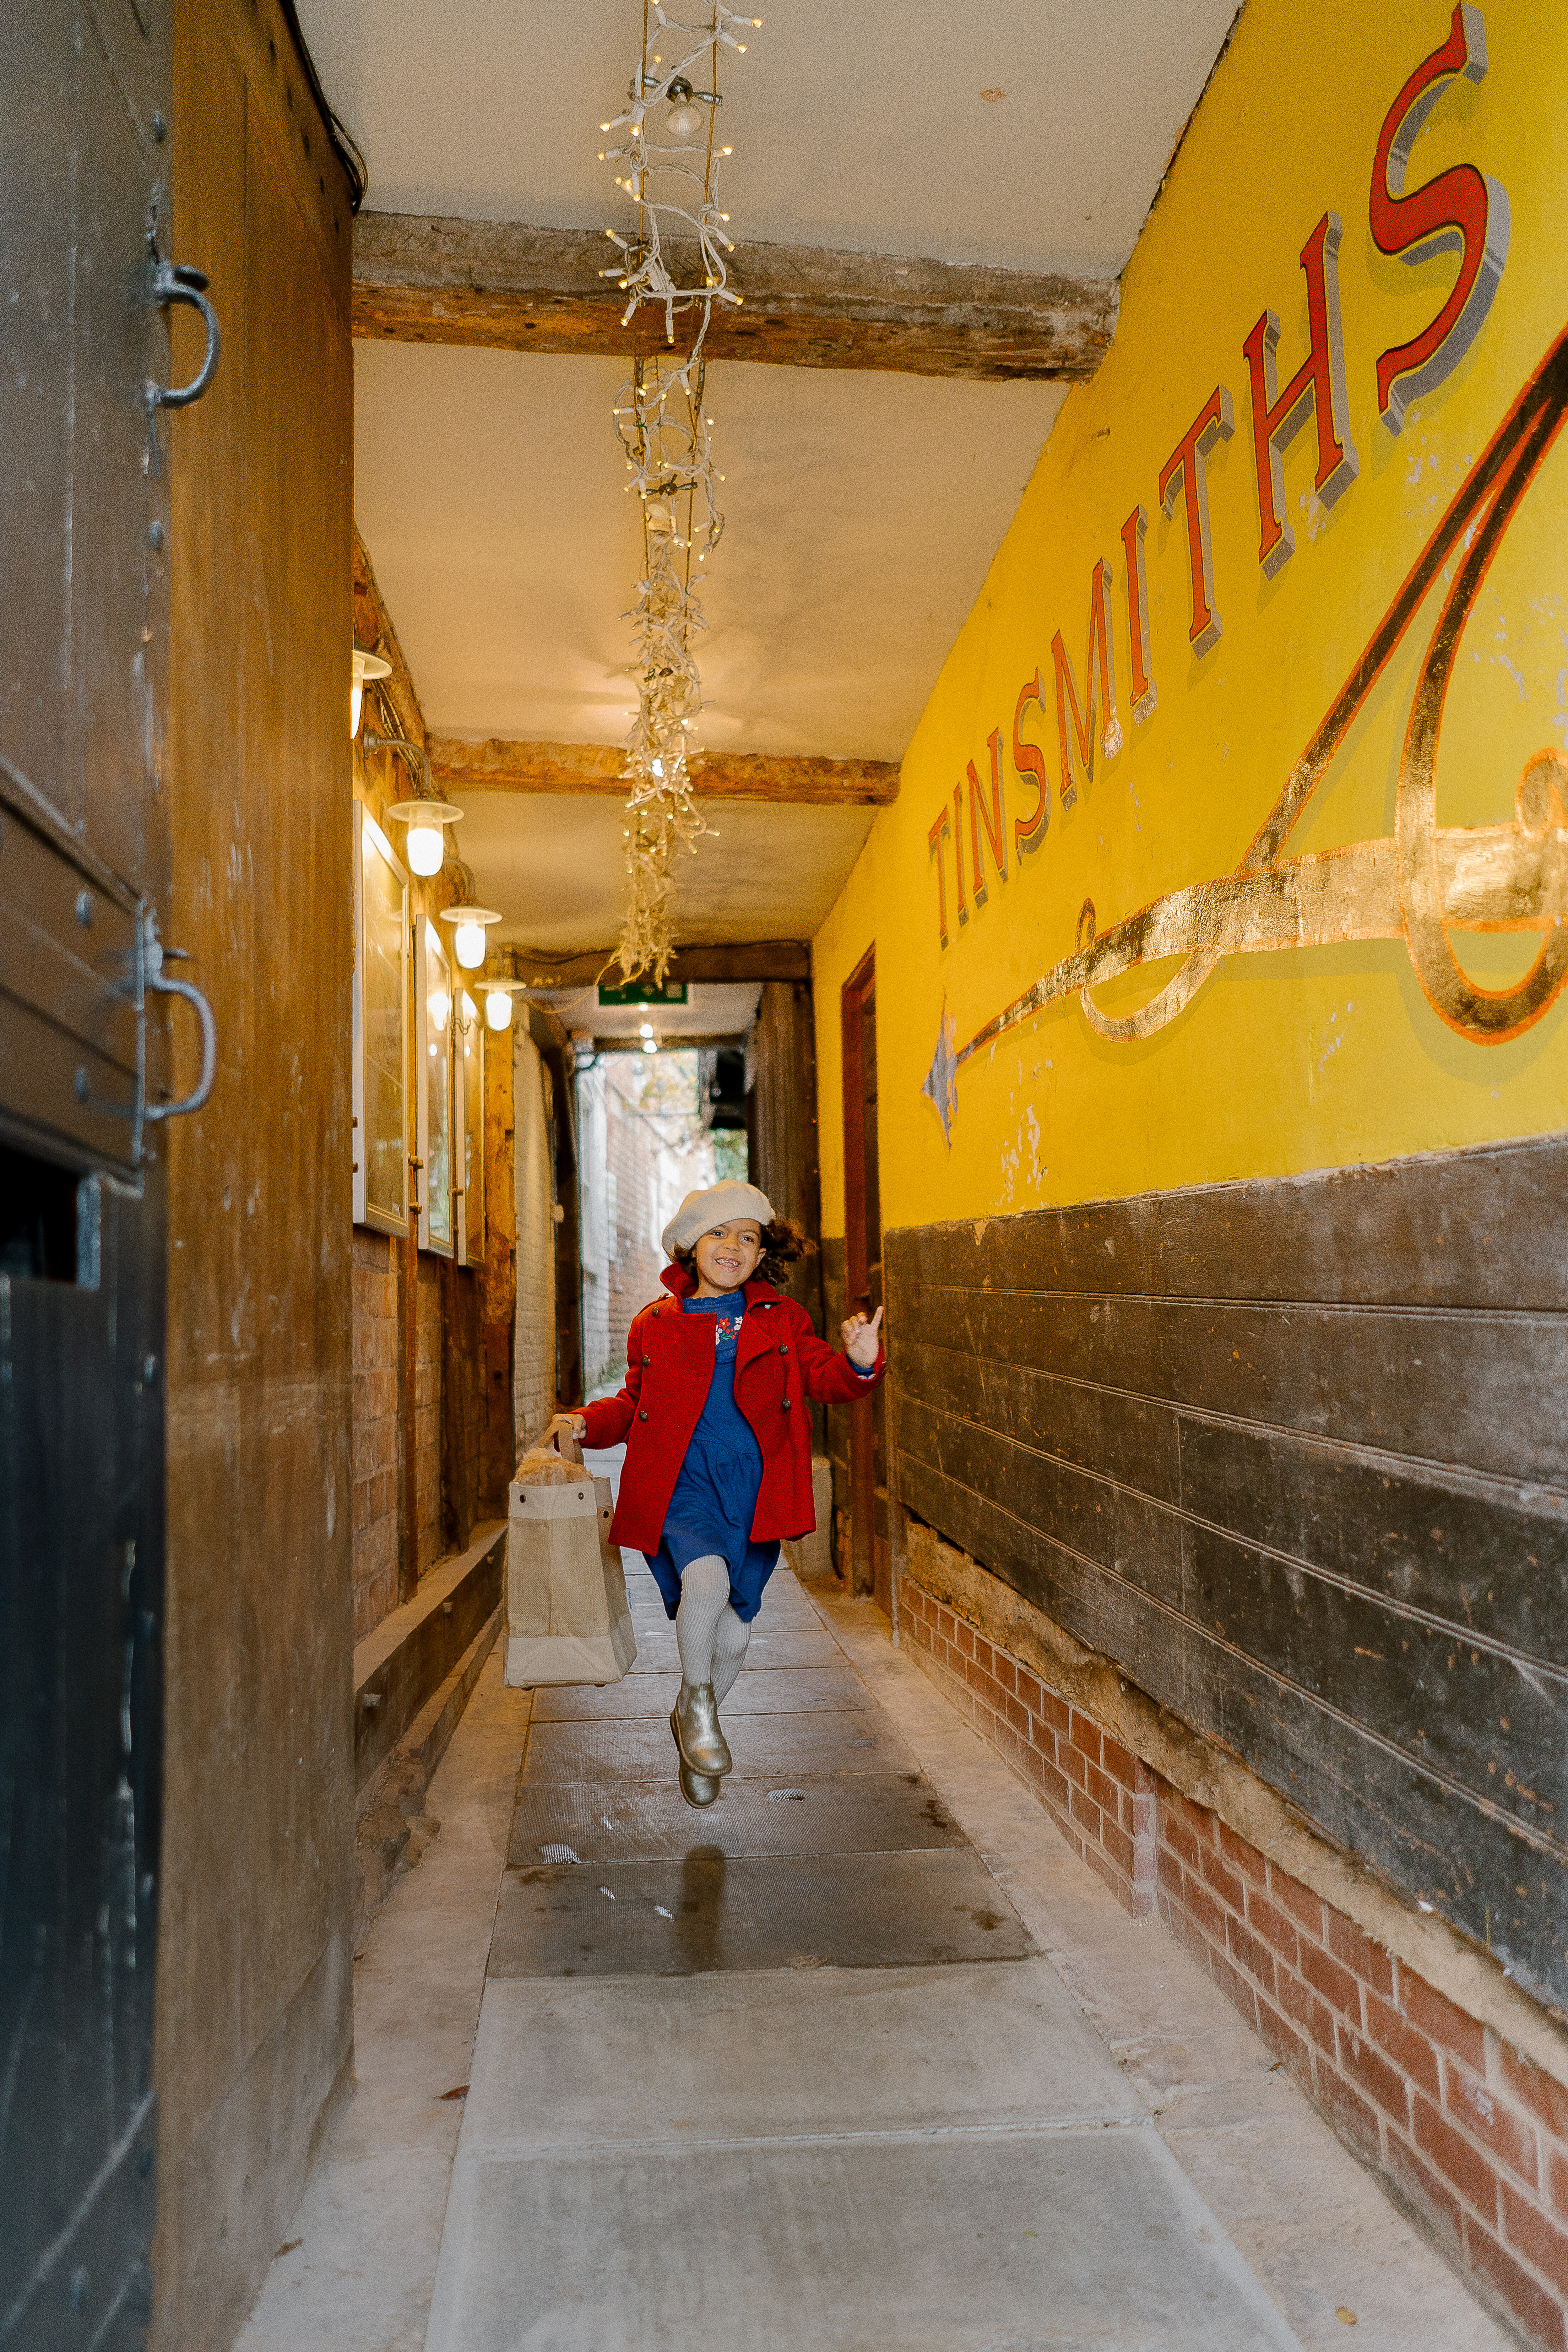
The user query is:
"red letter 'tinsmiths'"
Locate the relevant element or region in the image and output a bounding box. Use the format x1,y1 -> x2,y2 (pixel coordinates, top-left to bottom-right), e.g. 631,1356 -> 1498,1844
1242,212 -> 1358,578
1371,2 -> 1509,434
1012,671 -> 1050,860
927,805 -> 951,949
1159,388 -> 1234,657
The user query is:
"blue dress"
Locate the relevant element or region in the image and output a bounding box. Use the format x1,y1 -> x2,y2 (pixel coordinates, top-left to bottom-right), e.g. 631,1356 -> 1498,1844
643,1293 -> 781,1625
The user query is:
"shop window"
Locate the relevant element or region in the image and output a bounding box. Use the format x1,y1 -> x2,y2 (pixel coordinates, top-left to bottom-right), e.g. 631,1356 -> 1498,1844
416,919 -> 455,1258
353,804 -> 409,1235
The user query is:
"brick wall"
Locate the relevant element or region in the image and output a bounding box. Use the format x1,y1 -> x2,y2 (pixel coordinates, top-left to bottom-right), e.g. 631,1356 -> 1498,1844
351,1229 -> 400,1639
902,1572 -> 1568,2351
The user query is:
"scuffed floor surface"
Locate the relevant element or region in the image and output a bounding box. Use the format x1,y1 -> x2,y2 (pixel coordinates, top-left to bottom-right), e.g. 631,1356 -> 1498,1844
241,1550 -> 1507,2351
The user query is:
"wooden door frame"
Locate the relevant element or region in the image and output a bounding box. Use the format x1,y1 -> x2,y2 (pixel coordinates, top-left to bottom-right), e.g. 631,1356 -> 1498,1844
840,947 -> 877,1597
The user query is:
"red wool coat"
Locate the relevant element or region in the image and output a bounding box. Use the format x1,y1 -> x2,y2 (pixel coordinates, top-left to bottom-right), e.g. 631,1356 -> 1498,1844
581,1264 -> 886,1554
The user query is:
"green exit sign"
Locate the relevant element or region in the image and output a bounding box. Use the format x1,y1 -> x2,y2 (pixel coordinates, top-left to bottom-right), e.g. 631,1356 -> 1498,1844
597,980 -> 689,1007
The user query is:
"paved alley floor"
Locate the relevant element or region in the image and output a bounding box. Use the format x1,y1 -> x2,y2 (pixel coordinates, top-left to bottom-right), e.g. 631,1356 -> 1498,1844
240,1545 -> 1505,2352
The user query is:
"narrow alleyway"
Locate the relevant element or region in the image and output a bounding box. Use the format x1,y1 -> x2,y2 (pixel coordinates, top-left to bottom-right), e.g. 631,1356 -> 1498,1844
239,1489 -> 1506,2351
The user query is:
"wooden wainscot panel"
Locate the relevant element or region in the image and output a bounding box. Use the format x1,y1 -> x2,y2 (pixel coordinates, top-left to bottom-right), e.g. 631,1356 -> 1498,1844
886,1128 -> 1568,2013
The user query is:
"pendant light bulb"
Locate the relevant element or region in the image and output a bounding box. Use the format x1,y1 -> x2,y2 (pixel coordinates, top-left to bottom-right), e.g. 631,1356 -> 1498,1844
405,817 -> 445,877
665,77 -> 703,140
454,920 -> 485,969
485,986 -> 514,1032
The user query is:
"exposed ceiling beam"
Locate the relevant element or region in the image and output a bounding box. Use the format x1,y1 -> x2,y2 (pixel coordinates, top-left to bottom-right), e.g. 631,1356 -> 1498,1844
506,942 -> 810,987
430,737 -> 899,806
353,214 -> 1118,383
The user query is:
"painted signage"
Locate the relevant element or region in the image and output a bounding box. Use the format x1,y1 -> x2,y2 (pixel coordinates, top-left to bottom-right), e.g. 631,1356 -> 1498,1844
918,5 -> 1564,1147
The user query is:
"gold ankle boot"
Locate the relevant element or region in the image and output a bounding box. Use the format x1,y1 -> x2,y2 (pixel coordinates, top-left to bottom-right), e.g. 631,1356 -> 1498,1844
671,1680 -> 732,1776
679,1761 -> 722,1808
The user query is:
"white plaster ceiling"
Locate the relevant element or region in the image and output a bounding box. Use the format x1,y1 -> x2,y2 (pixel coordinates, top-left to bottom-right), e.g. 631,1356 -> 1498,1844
302,0 -> 1239,278
302,0 -> 1236,949
455,788 -> 874,954
354,341 -> 1065,757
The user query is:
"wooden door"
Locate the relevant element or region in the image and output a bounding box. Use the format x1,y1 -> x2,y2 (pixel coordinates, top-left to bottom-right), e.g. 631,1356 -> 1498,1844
0,0 -> 216,2338
840,950 -> 886,1601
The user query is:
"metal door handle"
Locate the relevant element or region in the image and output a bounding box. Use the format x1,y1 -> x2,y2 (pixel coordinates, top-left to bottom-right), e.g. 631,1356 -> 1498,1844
144,934 -> 217,1122
149,260 -> 221,409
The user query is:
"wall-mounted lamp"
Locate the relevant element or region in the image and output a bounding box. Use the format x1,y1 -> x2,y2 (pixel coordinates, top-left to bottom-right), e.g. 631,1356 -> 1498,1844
364,729 -> 464,879
352,646 -> 392,737
439,903 -> 501,971
385,794 -> 464,877
482,980 -> 525,1033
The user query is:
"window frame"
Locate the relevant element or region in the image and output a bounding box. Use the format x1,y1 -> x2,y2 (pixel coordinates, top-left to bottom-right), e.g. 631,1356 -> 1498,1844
455,990 -> 484,1268
352,801 -> 410,1238
415,916 -> 456,1260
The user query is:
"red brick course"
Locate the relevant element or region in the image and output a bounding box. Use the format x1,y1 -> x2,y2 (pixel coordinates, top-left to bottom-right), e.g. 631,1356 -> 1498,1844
901,1576 -> 1568,2352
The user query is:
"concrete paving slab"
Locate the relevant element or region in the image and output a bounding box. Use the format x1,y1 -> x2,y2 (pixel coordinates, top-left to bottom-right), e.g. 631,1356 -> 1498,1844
531,1663 -> 870,1720
625,1625 -> 845,1673
461,1959 -> 1143,2156
819,1589 -> 1514,2352
522,1706 -> 916,1782
425,2125 -> 1303,2352
508,1769 -> 967,1865
489,1846 -> 1034,1977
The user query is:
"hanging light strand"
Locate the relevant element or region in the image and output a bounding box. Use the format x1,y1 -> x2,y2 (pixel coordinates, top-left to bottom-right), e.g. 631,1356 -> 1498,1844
598,3 -> 760,981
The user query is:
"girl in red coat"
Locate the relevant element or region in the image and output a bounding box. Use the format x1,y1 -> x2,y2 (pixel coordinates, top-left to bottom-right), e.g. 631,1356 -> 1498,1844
545,1182 -> 885,1808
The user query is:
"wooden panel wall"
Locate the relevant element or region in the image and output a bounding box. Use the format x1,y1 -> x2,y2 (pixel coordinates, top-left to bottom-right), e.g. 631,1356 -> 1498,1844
887,1135 -> 1568,2013
157,3 -> 356,2343
746,981 -> 823,1325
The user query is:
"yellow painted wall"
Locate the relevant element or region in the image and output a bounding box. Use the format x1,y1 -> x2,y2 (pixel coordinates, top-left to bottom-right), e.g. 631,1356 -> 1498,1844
814,0 -> 1568,1236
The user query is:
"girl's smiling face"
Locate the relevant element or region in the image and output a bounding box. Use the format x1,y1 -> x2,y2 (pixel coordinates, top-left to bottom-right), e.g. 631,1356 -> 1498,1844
691,1219 -> 763,1294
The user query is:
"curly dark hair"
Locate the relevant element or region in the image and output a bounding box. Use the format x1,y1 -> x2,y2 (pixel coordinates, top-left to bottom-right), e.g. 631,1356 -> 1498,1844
673,1215 -> 816,1291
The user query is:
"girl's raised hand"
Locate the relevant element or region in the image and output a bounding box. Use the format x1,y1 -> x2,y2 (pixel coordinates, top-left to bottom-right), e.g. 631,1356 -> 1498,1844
842,1303 -> 884,1368
541,1411 -> 586,1453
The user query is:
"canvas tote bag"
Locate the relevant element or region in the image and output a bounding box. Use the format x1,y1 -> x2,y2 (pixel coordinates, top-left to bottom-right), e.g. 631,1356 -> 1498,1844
503,1429 -> 637,1687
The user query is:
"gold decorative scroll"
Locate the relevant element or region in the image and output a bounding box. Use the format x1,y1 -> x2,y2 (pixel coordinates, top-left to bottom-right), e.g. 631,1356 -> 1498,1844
958,323 -> 1568,1068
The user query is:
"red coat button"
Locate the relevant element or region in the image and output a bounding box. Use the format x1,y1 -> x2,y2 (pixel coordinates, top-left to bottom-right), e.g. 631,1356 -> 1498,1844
778,1342 -> 788,1354
782,1396 -> 792,1409
638,1408 -> 648,1421
642,1354 -> 651,1365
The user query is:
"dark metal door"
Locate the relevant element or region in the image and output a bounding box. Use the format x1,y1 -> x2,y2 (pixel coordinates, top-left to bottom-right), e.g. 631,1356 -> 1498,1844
1,4 -> 216,2342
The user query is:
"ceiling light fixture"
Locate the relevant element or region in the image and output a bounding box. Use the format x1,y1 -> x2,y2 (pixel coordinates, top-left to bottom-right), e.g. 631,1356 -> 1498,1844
596,4 -> 761,984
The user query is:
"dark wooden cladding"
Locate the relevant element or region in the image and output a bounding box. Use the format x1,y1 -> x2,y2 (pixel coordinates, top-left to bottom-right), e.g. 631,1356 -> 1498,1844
886,1132 -> 1568,2011
898,1135 -> 1568,1311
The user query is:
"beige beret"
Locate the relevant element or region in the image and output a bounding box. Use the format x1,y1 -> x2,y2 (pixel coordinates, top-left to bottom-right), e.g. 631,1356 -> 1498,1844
661,1181 -> 776,1258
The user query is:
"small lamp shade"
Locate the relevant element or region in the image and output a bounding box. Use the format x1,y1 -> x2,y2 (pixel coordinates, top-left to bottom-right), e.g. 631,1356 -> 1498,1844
351,646 -> 391,737
485,986 -> 514,1031
438,904 -> 501,971
385,798 -> 463,879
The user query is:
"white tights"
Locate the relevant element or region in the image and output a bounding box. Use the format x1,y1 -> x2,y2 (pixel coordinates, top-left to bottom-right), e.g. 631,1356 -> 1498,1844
676,1555 -> 752,1704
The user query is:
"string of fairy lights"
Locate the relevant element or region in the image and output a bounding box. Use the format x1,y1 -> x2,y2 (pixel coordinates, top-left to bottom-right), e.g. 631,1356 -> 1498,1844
597,2 -> 761,980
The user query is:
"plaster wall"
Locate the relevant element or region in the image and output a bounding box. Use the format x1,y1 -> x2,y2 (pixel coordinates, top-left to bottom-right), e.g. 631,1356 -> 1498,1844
814,0 -> 1568,1229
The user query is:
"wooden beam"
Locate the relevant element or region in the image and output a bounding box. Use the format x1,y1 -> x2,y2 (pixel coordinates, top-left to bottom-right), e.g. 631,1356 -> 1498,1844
504,941 -> 810,988
353,214 -> 1118,384
429,735 -> 899,806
